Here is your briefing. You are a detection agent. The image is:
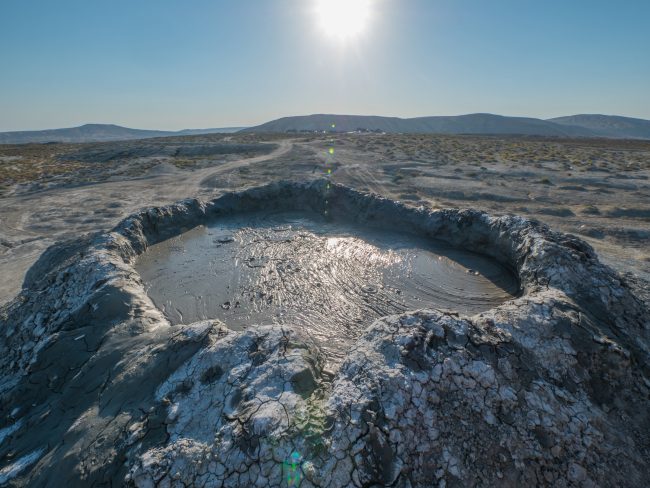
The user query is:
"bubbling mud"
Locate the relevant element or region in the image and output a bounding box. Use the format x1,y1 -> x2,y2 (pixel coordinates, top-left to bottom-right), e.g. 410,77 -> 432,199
136,211 -> 519,360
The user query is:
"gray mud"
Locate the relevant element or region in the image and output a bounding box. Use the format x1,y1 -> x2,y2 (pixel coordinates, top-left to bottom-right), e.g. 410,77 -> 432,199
0,180 -> 648,487
136,211 -> 518,360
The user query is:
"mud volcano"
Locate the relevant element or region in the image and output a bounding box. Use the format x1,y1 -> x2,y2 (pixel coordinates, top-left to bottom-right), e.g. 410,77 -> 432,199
136,211 -> 519,361
0,180 -> 649,487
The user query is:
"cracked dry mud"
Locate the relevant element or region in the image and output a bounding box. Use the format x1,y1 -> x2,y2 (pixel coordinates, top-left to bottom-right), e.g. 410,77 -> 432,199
0,180 -> 648,487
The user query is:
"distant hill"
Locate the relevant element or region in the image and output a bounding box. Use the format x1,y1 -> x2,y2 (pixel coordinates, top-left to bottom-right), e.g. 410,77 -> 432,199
243,113 -> 650,139
548,115 -> 650,139
4,114 -> 649,143
242,113 -> 598,137
0,124 -> 247,144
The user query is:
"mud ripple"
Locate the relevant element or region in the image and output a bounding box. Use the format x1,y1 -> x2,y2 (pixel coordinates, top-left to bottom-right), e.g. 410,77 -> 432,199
136,211 -> 519,361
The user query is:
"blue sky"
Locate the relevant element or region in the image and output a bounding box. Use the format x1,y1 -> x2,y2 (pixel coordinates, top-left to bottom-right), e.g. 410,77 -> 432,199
1,0 -> 649,131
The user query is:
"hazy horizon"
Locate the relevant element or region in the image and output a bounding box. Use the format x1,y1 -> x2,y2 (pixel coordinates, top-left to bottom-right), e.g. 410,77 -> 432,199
4,111 -> 650,134
0,112 -> 648,132
2,0 -> 649,132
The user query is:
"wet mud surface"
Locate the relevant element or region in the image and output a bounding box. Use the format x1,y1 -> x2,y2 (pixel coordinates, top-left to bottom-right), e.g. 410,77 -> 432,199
136,211 -> 519,360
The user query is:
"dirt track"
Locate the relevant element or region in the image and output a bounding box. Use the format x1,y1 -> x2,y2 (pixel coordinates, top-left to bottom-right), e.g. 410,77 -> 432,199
0,139 -> 293,304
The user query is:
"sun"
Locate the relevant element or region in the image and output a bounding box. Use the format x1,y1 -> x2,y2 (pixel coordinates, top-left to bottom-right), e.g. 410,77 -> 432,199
315,0 -> 372,41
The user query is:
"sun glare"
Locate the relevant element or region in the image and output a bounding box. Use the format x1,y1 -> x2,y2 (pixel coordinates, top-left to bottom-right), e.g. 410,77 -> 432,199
315,0 -> 372,41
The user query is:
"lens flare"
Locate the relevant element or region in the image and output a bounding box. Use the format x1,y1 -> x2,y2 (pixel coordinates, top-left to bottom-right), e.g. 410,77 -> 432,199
315,0 -> 372,40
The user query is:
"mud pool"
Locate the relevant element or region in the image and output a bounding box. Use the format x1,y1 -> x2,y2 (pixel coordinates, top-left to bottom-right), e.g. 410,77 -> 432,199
136,211 -> 519,360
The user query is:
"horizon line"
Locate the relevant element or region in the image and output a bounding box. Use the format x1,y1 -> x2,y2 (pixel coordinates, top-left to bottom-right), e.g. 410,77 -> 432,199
2,111 -> 650,133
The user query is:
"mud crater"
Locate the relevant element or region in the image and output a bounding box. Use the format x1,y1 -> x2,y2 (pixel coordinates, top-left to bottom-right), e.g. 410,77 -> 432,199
136,211 -> 519,360
2,180 -> 649,487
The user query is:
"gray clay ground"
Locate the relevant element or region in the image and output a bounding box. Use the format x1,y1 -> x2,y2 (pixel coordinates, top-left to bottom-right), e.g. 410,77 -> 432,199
0,135 -> 649,487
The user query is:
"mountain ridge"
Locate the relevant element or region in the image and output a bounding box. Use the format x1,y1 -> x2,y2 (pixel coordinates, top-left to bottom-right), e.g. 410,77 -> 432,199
2,113 -> 650,144
0,124 -> 247,144
548,114 -> 650,139
242,113 -> 650,139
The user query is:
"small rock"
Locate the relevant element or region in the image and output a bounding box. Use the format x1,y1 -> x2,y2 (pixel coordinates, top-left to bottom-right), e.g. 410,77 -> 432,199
568,463 -> 587,482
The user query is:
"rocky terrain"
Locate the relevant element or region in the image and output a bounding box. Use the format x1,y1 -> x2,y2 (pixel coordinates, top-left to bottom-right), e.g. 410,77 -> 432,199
0,134 -> 648,486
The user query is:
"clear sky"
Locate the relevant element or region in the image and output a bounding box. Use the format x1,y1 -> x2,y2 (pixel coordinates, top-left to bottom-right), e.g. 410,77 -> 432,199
1,0 -> 649,131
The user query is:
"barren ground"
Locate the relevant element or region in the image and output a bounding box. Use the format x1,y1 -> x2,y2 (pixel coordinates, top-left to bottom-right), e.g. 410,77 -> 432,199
1,132 -> 649,305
